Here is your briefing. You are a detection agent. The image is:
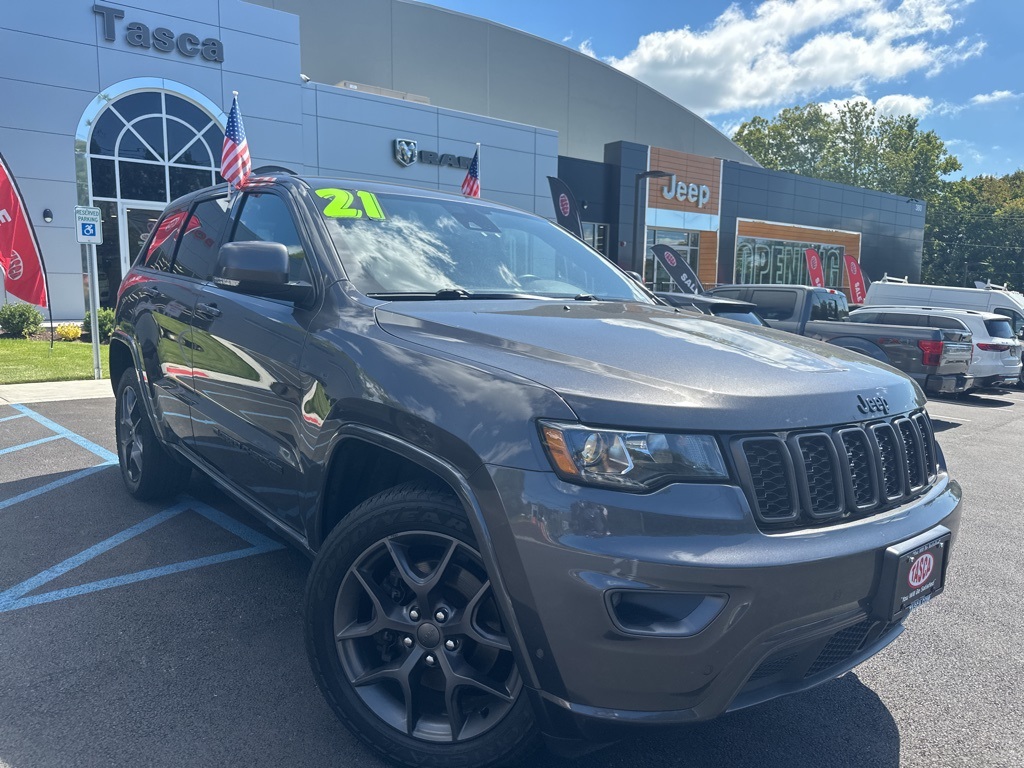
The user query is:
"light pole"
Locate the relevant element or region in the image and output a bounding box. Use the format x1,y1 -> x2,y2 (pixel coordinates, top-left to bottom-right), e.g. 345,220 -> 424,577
633,170 -> 672,280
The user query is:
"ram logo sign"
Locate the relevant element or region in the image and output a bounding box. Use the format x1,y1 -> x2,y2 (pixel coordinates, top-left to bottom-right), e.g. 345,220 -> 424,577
394,139 -> 418,167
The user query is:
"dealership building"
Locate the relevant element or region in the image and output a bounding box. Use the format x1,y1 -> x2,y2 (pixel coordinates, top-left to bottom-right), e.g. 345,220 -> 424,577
1,0 -> 926,320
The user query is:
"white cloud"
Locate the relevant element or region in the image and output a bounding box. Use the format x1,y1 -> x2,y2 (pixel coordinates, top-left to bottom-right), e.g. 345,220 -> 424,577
970,90 -> 1018,105
873,93 -> 934,116
603,0 -> 984,117
578,39 -> 596,58
562,32 -> 573,44
817,93 -> 932,118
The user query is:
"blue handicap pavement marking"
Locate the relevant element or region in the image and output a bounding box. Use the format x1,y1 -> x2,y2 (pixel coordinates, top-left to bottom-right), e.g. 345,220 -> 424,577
0,403 -> 119,511
0,496 -> 285,613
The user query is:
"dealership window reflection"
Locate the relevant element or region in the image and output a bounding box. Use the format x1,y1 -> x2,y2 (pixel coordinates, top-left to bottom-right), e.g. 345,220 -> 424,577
645,229 -> 699,292
735,237 -> 844,287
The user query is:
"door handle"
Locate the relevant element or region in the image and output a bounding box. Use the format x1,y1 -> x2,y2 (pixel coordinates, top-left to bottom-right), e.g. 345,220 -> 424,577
196,302 -> 222,318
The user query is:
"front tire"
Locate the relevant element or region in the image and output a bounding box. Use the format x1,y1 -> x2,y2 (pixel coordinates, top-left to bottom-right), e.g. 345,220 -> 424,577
304,482 -> 538,768
115,368 -> 191,500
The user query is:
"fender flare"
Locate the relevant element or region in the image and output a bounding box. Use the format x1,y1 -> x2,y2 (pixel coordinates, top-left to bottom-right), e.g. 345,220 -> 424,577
315,424 -> 542,691
826,336 -> 891,363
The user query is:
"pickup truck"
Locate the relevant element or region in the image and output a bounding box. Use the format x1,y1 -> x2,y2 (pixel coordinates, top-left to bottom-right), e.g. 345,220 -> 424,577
708,284 -> 974,395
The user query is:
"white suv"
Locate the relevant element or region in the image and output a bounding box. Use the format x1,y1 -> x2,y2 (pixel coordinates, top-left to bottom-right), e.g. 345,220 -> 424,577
850,306 -> 1022,390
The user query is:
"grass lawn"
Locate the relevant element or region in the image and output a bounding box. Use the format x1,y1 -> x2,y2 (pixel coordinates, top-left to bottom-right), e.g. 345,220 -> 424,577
0,338 -> 110,384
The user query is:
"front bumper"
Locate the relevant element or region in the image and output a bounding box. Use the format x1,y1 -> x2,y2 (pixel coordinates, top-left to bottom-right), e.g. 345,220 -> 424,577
472,466 -> 962,740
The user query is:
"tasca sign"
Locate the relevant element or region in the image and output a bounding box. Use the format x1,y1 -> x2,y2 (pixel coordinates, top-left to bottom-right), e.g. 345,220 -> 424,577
93,4 -> 225,63
394,139 -> 472,170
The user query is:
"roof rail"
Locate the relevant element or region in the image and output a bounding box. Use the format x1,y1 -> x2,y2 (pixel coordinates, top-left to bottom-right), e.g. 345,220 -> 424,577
878,273 -> 909,283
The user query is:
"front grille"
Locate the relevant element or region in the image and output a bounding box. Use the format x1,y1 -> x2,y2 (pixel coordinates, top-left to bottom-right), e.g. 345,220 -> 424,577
734,410 -> 939,531
740,439 -> 797,521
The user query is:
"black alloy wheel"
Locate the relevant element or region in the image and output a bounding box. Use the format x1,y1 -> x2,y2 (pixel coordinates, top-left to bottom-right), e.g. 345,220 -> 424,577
114,368 -> 191,500
305,483 -> 537,768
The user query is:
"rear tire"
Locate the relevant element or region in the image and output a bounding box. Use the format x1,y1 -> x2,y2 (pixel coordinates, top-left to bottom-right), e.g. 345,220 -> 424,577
115,368 -> 191,500
304,482 -> 539,768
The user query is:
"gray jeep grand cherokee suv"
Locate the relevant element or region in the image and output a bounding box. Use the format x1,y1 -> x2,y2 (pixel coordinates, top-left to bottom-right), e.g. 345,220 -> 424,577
110,175 -> 961,768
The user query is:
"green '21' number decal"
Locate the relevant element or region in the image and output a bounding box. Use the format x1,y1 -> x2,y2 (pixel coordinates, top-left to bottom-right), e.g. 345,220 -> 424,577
316,188 -> 386,220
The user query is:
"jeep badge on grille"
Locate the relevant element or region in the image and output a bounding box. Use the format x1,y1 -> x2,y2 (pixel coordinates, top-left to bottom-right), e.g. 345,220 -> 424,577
857,394 -> 890,415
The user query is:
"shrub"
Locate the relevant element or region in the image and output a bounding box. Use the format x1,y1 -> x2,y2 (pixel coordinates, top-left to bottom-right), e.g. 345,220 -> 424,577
83,307 -> 116,342
0,302 -> 44,338
56,323 -> 83,341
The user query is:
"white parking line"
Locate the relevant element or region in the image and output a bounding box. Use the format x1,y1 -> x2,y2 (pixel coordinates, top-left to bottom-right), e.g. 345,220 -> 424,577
927,413 -> 971,423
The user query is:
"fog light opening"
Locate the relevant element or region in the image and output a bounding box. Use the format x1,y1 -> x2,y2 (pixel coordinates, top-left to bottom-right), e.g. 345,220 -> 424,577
608,590 -> 728,637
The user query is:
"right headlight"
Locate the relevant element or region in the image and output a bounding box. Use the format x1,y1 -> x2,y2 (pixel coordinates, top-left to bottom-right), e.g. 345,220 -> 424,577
538,421 -> 729,491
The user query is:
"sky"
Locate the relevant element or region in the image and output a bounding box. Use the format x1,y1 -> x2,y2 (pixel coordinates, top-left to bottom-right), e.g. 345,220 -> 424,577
421,0 -> 1021,180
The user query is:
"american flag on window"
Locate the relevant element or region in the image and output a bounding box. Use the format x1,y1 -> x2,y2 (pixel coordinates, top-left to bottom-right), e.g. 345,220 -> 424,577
461,145 -> 480,198
221,92 -> 252,189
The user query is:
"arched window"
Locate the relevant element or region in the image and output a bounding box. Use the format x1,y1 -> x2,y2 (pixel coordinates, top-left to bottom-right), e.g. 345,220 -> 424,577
87,90 -> 225,204
76,82 -> 226,307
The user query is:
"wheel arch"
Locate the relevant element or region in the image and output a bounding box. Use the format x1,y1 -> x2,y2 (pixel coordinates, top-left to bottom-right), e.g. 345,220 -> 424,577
828,336 -> 890,363
314,426 -> 540,690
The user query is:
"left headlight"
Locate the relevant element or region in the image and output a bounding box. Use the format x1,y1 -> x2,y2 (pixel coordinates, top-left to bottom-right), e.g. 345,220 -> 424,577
538,421 -> 729,491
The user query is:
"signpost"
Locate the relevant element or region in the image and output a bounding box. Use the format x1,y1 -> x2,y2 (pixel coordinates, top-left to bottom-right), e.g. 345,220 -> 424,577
75,206 -> 103,381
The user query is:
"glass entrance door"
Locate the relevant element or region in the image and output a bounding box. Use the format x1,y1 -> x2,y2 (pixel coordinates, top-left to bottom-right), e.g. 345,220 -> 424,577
121,204 -> 164,276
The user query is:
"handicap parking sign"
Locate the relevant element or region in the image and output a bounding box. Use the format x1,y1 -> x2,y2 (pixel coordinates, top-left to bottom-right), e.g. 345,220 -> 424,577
74,206 -> 103,244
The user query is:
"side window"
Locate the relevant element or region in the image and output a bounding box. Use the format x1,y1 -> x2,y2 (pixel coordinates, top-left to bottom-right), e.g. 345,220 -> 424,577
143,207 -> 188,272
231,193 -> 312,283
852,311 -> 879,323
748,290 -> 797,321
713,288 -> 744,300
173,197 -> 233,281
926,316 -> 968,331
881,313 -> 924,326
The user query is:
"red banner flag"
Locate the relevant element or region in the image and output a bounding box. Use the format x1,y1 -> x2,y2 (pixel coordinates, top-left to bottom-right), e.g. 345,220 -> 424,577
0,153 -> 49,307
804,248 -> 825,288
844,254 -> 867,304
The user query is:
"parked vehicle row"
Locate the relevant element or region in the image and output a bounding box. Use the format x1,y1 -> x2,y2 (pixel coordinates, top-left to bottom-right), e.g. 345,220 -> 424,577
850,306 -> 1022,389
704,284 -> 975,396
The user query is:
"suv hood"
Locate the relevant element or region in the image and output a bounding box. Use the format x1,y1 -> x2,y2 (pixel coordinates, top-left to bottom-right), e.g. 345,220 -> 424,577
375,300 -> 923,431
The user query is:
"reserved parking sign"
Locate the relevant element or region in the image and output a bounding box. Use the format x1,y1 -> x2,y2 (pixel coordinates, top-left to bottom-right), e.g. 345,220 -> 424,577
74,206 -> 103,245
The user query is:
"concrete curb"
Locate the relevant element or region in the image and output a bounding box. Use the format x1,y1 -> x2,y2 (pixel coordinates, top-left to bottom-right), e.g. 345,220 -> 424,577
0,379 -> 113,405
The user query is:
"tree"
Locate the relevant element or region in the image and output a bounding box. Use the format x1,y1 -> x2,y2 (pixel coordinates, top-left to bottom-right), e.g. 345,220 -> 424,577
924,174 -> 1024,288
732,101 -> 961,201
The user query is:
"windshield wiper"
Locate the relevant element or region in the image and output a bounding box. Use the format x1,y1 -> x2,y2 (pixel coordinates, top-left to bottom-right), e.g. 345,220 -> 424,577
366,288 -> 555,301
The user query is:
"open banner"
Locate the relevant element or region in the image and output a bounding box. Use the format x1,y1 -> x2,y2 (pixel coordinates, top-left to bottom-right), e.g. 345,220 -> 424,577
0,153 -> 49,307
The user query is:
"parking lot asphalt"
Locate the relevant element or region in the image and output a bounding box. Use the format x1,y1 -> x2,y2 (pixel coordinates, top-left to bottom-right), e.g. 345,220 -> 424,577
0,389 -> 1021,768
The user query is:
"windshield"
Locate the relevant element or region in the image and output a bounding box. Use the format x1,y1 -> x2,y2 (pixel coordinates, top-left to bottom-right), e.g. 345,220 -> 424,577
315,188 -> 652,302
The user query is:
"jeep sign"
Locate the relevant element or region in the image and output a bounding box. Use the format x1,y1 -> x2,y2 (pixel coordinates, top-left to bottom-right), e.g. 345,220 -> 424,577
661,174 -> 711,208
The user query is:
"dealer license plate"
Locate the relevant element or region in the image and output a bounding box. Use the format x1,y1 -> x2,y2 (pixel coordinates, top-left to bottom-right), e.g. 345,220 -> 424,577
875,527 -> 951,622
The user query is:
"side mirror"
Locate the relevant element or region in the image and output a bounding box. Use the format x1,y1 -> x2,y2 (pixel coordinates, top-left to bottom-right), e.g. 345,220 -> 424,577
214,241 -> 314,303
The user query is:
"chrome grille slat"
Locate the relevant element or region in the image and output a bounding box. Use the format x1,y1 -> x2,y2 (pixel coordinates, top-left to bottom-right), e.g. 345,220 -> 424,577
735,410 -> 938,531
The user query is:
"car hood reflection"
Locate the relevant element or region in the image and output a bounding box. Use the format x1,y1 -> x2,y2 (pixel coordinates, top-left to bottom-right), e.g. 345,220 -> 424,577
374,300 -> 923,430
